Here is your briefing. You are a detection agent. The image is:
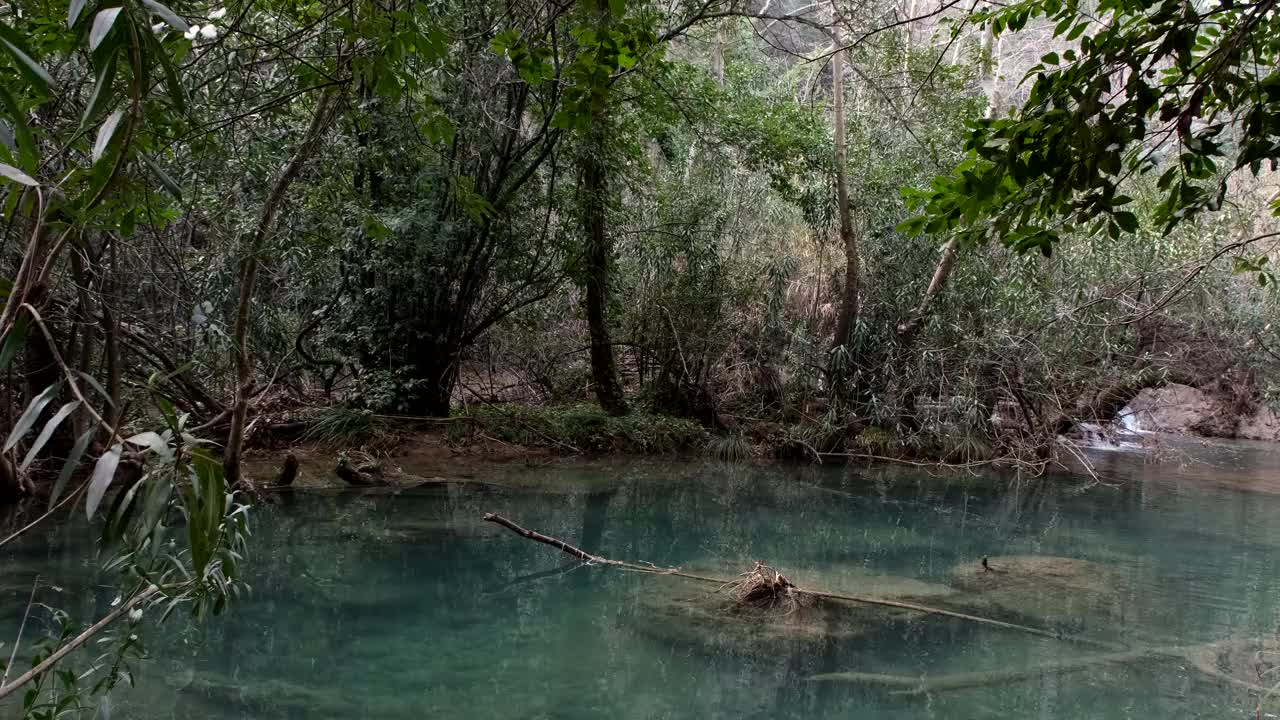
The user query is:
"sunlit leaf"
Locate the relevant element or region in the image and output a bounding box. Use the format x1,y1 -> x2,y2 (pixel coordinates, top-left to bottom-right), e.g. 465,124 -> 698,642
92,110 -> 125,163
140,0 -> 190,32
20,401 -> 81,473
86,443 -> 123,519
5,384 -> 60,452
89,8 -> 123,53
0,161 -> 36,186
126,431 -> 170,458
68,0 -> 89,26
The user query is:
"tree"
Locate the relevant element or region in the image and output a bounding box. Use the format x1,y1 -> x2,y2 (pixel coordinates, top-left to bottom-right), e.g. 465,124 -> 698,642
902,0 -> 1280,256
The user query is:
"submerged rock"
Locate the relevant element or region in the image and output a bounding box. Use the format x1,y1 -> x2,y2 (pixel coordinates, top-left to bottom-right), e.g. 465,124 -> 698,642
947,555 -> 1130,628
1183,636 -> 1280,693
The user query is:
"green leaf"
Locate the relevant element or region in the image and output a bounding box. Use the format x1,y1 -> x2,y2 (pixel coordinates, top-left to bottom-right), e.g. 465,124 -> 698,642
0,161 -> 37,186
0,315 -> 27,372
86,443 -> 123,519
89,8 -> 123,53
1114,210 -> 1139,232
146,28 -> 187,115
20,401 -> 81,473
80,51 -> 117,130
92,109 -> 124,163
1041,52 -> 1059,65
74,370 -> 115,407
0,22 -> 55,94
0,85 -> 37,172
141,153 -> 182,200
140,0 -> 190,32
50,428 -> 95,509
5,384 -> 60,452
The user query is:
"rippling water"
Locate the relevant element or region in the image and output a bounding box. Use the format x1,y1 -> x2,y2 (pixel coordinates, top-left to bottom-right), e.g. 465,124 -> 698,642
5,435 -> 1280,719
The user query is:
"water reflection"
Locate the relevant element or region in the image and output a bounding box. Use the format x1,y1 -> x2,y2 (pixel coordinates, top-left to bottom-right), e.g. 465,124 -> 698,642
2,437 -> 1280,718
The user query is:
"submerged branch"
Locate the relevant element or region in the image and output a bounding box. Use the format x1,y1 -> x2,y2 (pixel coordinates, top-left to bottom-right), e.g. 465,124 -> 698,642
809,645 -> 1196,695
482,513 -> 1107,647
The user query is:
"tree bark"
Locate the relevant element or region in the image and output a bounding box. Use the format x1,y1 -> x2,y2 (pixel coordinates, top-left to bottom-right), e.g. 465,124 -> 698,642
582,0 -> 628,417
829,21 -> 859,359
223,91 -> 338,489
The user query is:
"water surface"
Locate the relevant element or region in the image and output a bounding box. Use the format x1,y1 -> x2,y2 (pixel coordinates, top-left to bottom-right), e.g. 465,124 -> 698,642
5,436 -> 1280,719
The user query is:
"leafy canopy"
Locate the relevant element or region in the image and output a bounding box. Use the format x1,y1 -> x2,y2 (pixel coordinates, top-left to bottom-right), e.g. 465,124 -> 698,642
900,0 -> 1280,255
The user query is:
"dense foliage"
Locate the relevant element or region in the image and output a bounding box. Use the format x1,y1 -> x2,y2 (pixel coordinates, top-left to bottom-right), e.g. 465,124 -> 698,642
1,0 -> 1279,714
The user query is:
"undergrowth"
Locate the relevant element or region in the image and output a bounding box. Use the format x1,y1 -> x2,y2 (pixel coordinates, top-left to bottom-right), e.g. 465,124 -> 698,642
464,404 -> 707,454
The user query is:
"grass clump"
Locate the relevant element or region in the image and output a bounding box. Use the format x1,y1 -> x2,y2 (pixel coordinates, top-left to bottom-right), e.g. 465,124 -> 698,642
302,406 -> 400,452
466,403 -> 707,454
706,432 -> 753,462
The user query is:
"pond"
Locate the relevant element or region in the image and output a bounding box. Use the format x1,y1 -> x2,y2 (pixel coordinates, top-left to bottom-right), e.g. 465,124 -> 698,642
5,435 -> 1280,719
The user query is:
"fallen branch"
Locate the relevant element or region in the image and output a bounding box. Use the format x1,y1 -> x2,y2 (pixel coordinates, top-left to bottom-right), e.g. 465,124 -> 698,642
482,513 -> 1104,646
809,645 -> 1195,695
0,583 -> 164,701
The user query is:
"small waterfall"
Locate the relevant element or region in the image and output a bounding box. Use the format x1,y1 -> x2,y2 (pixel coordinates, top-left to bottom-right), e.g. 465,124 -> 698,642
1116,405 -> 1147,435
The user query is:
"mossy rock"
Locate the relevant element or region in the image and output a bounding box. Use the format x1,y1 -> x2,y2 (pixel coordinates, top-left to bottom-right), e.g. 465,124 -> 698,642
171,674 -> 364,717
1184,636 -> 1280,693
947,555 -> 1130,628
630,566 -> 956,655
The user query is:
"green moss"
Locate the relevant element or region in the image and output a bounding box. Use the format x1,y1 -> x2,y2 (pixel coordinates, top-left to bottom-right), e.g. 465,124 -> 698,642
464,403 -> 707,454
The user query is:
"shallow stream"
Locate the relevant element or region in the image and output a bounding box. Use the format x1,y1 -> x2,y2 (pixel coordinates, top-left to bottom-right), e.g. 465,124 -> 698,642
6,435 -> 1280,718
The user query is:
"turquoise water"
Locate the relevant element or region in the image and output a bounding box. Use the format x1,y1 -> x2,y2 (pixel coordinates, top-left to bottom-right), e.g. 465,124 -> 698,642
6,438 -> 1280,718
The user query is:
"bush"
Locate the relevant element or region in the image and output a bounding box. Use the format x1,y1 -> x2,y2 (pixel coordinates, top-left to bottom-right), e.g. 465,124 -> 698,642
466,404 -> 707,454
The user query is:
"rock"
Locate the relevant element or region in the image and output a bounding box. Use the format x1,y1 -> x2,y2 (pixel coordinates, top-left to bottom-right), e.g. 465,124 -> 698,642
948,555 -> 1130,628
1121,384 -> 1280,441
1182,636 -> 1279,693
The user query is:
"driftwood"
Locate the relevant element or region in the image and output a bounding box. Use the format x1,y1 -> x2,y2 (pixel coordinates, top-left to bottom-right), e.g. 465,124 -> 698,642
482,513 -> 1106,647
335,458 -> 388,486
275,453 -> 299,487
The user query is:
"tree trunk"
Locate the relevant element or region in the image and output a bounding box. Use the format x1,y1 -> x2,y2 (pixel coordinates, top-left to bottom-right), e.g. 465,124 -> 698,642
223,91 -> 337,489
582,0 -> 628,417
894,15 -> 1003,425
829,22 -> 859,360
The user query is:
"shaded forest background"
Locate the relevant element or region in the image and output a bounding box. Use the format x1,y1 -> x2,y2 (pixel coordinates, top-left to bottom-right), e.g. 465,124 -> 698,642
2,0 -> 1279,495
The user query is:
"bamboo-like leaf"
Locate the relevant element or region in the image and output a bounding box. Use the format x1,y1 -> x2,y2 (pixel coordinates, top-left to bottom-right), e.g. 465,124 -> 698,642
68,0 -> 88,26
75,370 -> 115,407
89,8 -> 123,53
80,51 -> 117,130
126,431 -> 170,458
141,153 -> 183,200
0,315 -> 28,371
92,109 -> 124,163
0,85 -> 37,172
0,22 -> 54,94
50,428 -> 95,509
5,384 -> 60,452
105,471 -> 144,543
86,444 -> 123,519
0,161 -> 36,186
20,400 -> 81,473
138,470 -> 173,542
140,0 -> 189,32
